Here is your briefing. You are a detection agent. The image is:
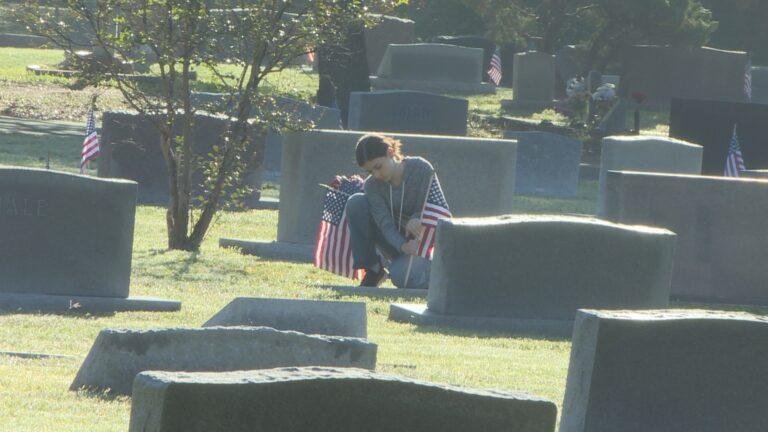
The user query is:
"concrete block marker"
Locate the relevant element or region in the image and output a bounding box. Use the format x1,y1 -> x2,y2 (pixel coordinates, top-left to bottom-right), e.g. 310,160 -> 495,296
203,297 -> 367,338
390,215 -> 675,334
130,367 -> 557,432
561,309 -> 768,432
70,327 -> 376,396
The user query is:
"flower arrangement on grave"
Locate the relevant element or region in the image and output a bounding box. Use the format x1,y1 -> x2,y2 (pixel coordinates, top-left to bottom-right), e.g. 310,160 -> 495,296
591,83 -> 617,121
556,77 -> 589,123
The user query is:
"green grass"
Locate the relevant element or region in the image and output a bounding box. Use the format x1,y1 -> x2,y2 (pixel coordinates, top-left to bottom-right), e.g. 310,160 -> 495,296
0,124 -> 589,431
0,46 -> 675,431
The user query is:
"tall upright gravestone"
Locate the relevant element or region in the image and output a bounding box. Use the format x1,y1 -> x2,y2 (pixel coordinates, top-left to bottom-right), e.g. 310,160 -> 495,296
503,51 -> 556,110
0,167 -> 179,312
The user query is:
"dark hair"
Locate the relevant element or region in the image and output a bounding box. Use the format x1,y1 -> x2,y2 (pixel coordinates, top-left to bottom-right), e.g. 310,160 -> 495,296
355,134 -> 403,166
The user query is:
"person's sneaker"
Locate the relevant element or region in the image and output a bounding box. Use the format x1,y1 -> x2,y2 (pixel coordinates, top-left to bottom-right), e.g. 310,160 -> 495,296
359,267 -> 388,287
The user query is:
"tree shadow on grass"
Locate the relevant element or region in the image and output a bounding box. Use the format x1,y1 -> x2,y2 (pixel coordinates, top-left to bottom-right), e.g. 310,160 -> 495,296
406,322 -> 571,342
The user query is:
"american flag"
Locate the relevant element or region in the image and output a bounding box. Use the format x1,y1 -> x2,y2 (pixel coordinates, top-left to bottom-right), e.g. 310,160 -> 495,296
314,177 -> 365,279
79,108 -> 99,174
724,124 -> 746,177
487,47 -> 502,86
307,50 -> 316,64
744,58 -> 752,102
416,175 -> 451,259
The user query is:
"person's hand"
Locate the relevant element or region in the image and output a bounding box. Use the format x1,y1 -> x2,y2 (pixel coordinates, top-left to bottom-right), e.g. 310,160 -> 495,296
405,217 -> 424,239
400,239 -> 419,256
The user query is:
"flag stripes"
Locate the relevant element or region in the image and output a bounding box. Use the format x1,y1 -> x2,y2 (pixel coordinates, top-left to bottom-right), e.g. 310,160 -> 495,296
724,124 -> 746,177
80,109 -> 100,173
487,47 -> 502,86
416,175 -> 451,259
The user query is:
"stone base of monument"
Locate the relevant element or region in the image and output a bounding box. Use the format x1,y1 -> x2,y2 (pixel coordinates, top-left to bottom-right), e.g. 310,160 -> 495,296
318,285 -> 427,300
370,77 -> 496,95
129,367 -> 557,432
389,304 -> 573,337
0,292 -> 180,313
218,238 -> 313,262
500,99 -> 558,111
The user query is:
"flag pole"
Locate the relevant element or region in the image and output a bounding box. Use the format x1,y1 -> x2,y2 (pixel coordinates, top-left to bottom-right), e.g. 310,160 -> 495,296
403,173 -> 434,290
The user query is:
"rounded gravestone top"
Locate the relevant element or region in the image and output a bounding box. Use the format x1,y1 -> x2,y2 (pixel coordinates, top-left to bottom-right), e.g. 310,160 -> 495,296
579,309 -> 768,323
602,135 -> 701,148
442,214 -> 676,236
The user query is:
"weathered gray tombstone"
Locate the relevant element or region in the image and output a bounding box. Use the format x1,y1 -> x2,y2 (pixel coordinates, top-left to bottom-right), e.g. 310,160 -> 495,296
597,135 -> 702,212
596,99 -> 627,136
390,215 -> 676,335
98,111 -> 264,205
554,45 -> 582,90
751,66 -> 768,105
600,171 -> 768,304
348,90 -> 468,136
203,297 -> 367,338
371,43 -> 495,95
503,131 -> 582,197
363,15 -> 415,76
618,45 -> 749,107
130,367 -> 558,432
70,326 -> 377,396
190,92 -> 343,182
502,51 -> 556,110
219,130 -> 517,261
561,309 -> 768,432
432,35 -> 497,83
0,167 -> 179,313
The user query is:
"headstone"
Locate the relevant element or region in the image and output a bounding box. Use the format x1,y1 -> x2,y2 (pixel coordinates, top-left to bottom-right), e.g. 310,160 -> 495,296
390,215 -> 675,335
371,44 -> 495,95
70,326 -> 377,396
618,45 -> 749,107
596,99 -> 627,136
432,35 -> 496,83
203,297 -> 367,338
503,131 -> 582,197
500,43 -> 516,87
597,135 -> 702,212
503,51 -> 556,109
363,15 -> 415,76
0,167 -> 134,298
190,93 -> 343,182
561,309 -> 768,432
277,130 -> 517,245
600,170 -> 768,305
130,367 -> 557,432
347,90 -> 468,136
554,45 -> 582,96
600,74 -> 620,87
0,167 -> 179,312
98,111 -> 264,205
752,66 -> 768,104
670,98 -> 768,174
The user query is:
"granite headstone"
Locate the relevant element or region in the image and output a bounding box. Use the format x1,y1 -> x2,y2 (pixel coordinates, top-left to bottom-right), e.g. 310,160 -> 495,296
503,131 -> 582,197
348,90 -> 468,136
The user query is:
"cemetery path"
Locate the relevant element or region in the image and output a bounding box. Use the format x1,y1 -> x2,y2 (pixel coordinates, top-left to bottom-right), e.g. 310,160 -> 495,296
0,115 -> 82,137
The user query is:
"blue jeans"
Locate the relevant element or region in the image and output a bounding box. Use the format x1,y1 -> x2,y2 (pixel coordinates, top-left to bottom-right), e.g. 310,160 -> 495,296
346,193 -> 431,289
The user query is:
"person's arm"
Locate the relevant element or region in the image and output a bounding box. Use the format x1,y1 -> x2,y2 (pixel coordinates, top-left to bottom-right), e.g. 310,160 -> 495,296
365,181 -> 408,252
